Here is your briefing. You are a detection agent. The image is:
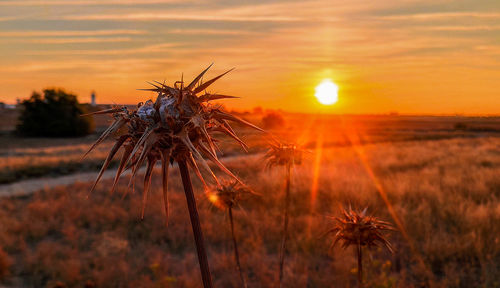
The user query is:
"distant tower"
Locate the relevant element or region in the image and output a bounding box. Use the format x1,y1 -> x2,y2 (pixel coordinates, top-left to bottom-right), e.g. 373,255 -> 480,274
91,91 -> 96,106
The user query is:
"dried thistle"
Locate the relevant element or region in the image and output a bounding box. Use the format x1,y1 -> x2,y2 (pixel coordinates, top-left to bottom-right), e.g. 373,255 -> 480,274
325,207 -> 395,288
207,181 -> 255,288
83,65 -> 263,288
265,141 -> 303,168
265,140 -> 305,287
207,180 -> 254,211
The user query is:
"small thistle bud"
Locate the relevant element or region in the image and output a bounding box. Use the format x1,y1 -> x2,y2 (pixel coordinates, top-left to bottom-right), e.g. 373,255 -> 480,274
207,180 -> 254,210
265,140 -> 305,168
326,207 -> 395,253
324,206 -> 396,288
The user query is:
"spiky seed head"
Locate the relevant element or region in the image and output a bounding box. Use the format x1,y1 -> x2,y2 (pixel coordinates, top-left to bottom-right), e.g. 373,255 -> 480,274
325,207 -> 396,253
207,181 -> 254,210
83,65 -> 264,222
265,141 -> 304,168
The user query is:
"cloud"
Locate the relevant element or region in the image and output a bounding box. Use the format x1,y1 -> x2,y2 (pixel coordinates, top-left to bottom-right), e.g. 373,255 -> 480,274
0,30 -> 146,37
19,37 -> 132,44
60,1 -> 341,23
0,0 -> 193,6
4,57 -> 183,74
379,12 -> 500,21
21,43 -> 181,55
475,45 -> 500,53
166,28 -> 259,35
426,25 -> 500,31
0,16 -> 19,21
63,12 -> 301,22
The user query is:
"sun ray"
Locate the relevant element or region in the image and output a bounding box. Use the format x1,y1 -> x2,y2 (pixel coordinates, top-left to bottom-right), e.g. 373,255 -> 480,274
307,122 -> 324,237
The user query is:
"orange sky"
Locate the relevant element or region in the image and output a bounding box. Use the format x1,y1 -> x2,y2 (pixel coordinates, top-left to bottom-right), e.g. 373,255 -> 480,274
0,0 -> 499,115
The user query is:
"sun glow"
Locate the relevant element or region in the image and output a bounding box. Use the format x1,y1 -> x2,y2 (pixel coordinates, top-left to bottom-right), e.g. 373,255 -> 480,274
315,79 -> 339,105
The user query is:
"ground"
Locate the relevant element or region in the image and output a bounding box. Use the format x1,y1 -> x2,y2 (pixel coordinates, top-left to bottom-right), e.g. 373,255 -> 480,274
0,112 -> 499,287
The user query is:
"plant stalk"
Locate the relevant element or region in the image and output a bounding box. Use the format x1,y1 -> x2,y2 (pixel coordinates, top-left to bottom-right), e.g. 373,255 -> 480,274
229,207 -> 248,288
279,162 -> 292,287
178,160 -> 213,288
357,243 -> 363,288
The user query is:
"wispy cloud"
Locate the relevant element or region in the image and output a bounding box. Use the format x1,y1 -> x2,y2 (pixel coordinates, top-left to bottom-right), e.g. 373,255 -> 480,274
63,12 -> 301,22
379,12 -> 500,21
5,57 -> 181,73
61,1 -> 341,23
21,43 -> 181,55
475,45 -> 500,53
0,0 -> 193,6
0,30 -> 146,37
0,16 -> 19,21
19,37 -> 132,44
166,28 -> 259,35
426,25 -> 500,31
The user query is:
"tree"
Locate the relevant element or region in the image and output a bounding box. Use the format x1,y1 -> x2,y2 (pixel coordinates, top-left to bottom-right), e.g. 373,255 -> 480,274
16,88 -> 94,137
262,112 -> 286,129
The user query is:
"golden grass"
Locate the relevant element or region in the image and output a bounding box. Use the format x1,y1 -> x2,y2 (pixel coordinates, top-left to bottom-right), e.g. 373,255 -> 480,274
0,136 -> 498,287
1,142 -> 114,170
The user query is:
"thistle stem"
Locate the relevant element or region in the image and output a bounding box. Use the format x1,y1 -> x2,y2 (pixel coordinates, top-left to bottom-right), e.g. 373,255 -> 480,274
357,243 -> 363,288
229,207 -> 248,288
179,160 -> 213,288
279,162 -> 292,287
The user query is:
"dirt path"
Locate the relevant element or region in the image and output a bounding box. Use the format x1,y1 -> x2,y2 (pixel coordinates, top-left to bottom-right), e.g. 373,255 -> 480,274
0,166 -> 136,198
0,154 -> 261,198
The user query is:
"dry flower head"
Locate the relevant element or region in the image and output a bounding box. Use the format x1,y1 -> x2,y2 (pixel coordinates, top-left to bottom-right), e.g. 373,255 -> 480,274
207,181 -> 254,210
83,64 -> 263,222
265,140 -> 304,168
326,207 -> 395,253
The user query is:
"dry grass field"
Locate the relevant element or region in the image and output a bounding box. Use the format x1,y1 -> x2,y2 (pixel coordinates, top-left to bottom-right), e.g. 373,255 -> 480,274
1,112 -> 498,183
0,114 -> 499,287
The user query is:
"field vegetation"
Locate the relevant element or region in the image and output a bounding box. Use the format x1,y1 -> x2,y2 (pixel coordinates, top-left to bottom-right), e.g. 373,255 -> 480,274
0,123 -> 499,287
2,113 -> 498,184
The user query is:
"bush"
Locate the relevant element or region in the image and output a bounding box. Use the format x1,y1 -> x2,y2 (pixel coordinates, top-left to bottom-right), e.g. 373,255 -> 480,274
16,88 -> 94,137
454,122 -> 468,131
261,112 -> 285,129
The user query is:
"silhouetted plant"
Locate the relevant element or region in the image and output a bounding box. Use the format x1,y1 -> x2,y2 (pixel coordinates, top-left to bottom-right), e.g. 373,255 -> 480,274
207,181 -> 256,288
325,207 -> 395,288
17,88 -> 93,137
83,64 -> 263,288
265,140 -> 304,287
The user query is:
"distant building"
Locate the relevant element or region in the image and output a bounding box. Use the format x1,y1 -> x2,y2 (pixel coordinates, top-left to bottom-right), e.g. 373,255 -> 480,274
91,91 -> 96,106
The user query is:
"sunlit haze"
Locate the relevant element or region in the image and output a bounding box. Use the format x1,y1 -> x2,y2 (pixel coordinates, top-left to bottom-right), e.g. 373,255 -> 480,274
0,0 -> 499,115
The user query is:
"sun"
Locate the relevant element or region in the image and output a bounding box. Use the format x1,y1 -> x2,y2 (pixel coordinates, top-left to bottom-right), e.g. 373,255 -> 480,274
315,79 -> 338,105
